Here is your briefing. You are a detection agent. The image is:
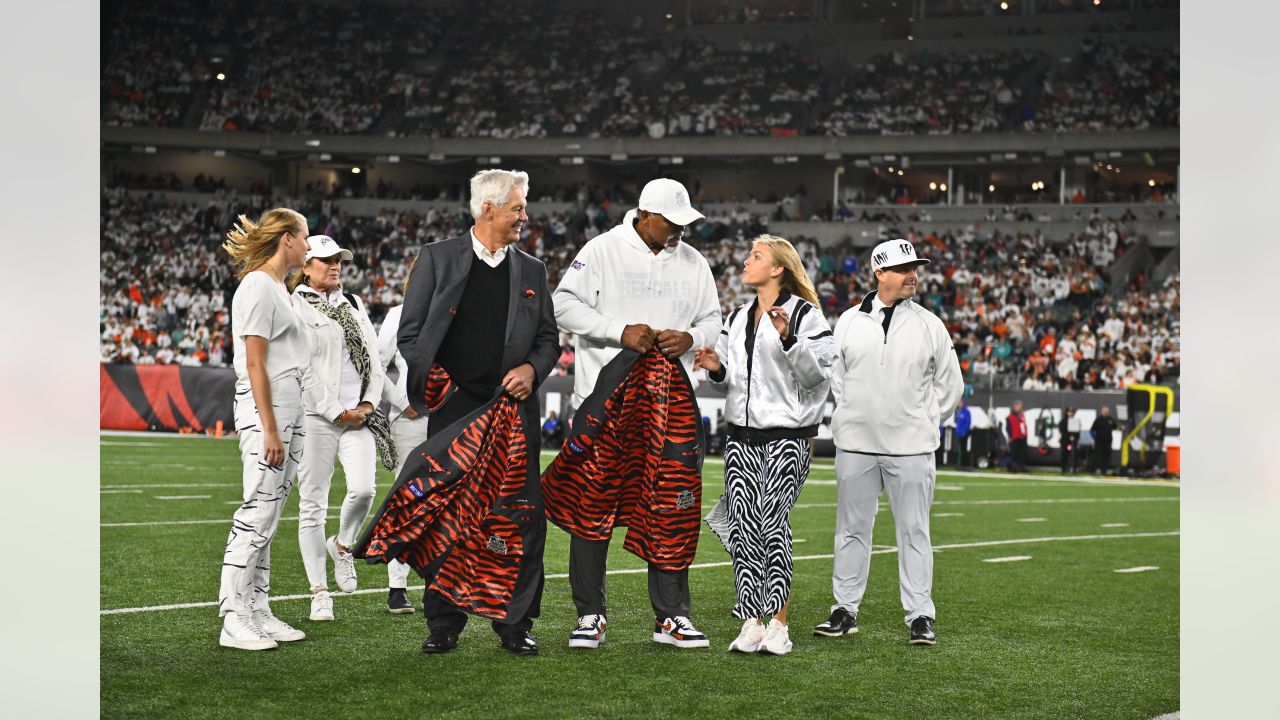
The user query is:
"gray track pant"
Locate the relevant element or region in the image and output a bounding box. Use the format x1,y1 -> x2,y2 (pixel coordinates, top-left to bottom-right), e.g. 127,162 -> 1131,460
832,450 -> 936,625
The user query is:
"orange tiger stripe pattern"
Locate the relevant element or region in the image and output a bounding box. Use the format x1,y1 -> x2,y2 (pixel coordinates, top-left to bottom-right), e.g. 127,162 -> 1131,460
542,349 -> 705,571
353,394 -> 535,621
422,362 -> 457,413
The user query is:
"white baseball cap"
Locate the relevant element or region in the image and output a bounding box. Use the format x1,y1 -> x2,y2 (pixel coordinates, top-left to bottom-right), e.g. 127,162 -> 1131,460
871,239 -> 930,270
305,234 -> 353,261
638,178 -> 704,226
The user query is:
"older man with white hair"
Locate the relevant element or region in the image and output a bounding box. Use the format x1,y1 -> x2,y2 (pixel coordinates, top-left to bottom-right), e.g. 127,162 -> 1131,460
815,239 -> 964,646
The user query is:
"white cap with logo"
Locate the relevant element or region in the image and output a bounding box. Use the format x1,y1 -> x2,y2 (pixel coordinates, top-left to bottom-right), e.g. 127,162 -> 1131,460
305,235 -> 353,262
871,239 -> 931,271
638,178 -> 705,226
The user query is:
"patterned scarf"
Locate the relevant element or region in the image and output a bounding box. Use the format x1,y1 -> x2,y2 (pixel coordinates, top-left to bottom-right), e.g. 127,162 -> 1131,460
302,291 -> 397,470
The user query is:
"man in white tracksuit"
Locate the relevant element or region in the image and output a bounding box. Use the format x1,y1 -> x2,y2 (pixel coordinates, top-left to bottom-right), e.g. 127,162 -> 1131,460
816,239 -> 964,646
553,177 -> 722,649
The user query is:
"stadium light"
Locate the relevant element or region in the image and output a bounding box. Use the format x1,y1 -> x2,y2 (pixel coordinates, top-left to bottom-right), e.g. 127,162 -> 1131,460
988,184 -> 996,192
929,182 -> 937,190
1148,179 -> 1156,187
216,73 -> 225,81
940,183 -> 948,192
1000,2 -> 1008,10
351,167 -> 361,174
306,139 -> 321,147
897,169 -> 904,176
387,155 -> 400,163
319,153 -> 331,161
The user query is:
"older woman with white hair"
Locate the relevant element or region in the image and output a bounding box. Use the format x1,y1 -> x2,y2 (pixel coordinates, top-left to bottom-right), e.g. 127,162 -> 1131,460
289,235 -> 390,622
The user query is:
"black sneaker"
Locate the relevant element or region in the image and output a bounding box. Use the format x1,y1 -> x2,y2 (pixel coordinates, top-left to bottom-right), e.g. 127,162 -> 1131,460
387,588 -> 415,615
421,628 -> 459,654
500,630 -> 539,656
909,616 -> 937,645
814,607 -> 858,637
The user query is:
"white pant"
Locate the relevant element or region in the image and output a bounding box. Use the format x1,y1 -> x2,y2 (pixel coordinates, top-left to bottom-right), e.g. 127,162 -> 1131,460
297,415 -> 377,590
219,376 -> 304,617
832,450 -> 937,624
386,412 -> 431,588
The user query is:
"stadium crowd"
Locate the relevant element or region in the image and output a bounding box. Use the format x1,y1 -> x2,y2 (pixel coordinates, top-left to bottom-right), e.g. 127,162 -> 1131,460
102,1 -> 1178,139
100,186 -> 1178,391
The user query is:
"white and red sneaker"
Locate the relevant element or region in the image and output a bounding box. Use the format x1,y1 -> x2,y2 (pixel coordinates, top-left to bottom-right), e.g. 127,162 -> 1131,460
568,614 -> 607,649
653,616 -> 710,648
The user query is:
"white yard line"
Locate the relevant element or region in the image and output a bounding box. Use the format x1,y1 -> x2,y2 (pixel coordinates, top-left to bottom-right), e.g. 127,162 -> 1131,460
100,489 -> 142,494
1101,523 -> 1131,528
100,530 -> 1178,615
983,556 -> 1033,563
1115,566 -> 1160,573
154,495 -> 212,501
1016,517 -> 1048,522
794,496 -> 1177,510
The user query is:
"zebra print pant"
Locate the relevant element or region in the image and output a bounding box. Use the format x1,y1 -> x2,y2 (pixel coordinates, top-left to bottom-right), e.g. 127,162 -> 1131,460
720,437 -> 810,619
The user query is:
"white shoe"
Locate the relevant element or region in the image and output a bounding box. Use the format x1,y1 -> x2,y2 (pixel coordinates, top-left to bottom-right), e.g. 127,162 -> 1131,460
252,609 -> 306,642
653,616 -> 710,648
219,612 -> 278,651
327,536 -> 357,592
568,614 -> 607,649
310,590 -> 335,621
759,618 -> 793,655
728,618 -> 766,653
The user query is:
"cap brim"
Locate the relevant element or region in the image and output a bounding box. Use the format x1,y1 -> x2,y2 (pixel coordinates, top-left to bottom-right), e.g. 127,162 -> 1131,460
878,258 -> 930,270
663,207 -> 704,226
308,249 -> 353,261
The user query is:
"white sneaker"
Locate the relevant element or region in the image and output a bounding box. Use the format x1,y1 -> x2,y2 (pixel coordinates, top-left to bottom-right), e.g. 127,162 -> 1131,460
327,535 -> 357,592
569,614 -> 607,649
728,618 -> 766,653
310,590 -> 335,621
219,612 -> 278,651
759,618 -> 793,655
252,609 -> 306,642
653,616 -> 710,648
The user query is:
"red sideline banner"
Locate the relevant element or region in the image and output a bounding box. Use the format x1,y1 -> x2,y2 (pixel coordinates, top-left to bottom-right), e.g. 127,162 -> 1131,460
100,363 -> 235,433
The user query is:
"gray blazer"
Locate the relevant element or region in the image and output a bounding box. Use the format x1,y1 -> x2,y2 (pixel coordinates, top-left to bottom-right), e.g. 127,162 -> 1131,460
398,233 -> 559,415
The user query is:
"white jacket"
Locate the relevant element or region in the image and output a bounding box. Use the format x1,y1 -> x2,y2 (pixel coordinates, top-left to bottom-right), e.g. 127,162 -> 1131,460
376,304 -> 413,423
553,208 -> 721,406
293,286 -> 385,422
831,292 -> 964,455
709,293 -> 838,438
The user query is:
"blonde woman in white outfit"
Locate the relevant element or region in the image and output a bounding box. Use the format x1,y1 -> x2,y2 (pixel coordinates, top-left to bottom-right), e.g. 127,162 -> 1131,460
217,208 -> 313,651
290,235 -> 388,622
375,260 -> 427,614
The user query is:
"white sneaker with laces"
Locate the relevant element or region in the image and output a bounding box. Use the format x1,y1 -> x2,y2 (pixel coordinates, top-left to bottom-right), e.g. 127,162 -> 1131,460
310,590 -> 335,621
219,612 -> 278,651
252,609 -> 306,642
728,618 -> 766,653
759,618 -> 793,655
569,614 -> 607,649
653,616 -> 710,648
327,535 -> 357,592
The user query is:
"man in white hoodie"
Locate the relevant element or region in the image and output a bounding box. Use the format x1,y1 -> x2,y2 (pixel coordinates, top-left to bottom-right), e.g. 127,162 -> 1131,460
553,178 -> 721,649
815,239 -> 964,646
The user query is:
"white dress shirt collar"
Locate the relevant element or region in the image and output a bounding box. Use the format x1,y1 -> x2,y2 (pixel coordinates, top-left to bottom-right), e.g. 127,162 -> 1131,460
470,229 -> 509,268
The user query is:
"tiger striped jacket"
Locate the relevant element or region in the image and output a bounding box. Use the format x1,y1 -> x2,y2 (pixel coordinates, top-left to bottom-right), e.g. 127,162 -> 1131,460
708,292 -> 839,440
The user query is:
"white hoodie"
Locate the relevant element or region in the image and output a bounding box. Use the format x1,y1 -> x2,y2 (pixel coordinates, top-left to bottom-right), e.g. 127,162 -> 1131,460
553,209 -> 721,405
830,292 -> 964,456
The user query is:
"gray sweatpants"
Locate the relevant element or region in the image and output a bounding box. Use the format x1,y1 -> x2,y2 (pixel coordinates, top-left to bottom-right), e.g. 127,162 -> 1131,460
832,450 -> 937,625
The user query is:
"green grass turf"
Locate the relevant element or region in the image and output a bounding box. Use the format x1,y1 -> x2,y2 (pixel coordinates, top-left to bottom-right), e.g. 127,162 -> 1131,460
101,436 -> 1179,719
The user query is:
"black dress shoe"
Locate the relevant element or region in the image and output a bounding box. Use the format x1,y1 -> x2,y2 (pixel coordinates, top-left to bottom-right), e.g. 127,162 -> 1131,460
814,607 -> 858,637
388,588 -> 415,615
499,630 -> 539,656
909,616 -> 937,646
421,629 -> 459,654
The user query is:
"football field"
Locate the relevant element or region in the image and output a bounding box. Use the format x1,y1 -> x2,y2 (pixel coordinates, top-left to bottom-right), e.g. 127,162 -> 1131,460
101,435 -> 1179,719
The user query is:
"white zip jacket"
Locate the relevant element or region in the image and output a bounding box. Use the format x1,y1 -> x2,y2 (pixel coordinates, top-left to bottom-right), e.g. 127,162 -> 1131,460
553,208 -> 721,405
830,291 -> 964,455
708,293 -> 838,438
293,285 -> 385,423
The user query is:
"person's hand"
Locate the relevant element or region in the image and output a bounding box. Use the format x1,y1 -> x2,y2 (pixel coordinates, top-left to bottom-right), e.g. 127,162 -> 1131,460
693,347 -> 722,373
402,405 -> 420,420
261,430 -> 285,468
656,329 -> 694,357
621,324 -> 657,353
340,406 -> 370,426
766,306 -> 790,340
502,363 -> 536,402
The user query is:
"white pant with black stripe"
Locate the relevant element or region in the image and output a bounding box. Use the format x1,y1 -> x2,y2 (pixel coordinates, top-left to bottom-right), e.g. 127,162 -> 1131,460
297,416 -> 377,591
722,437 -> 810,619
385,412 -> 430,588
832,450 -> 937,625
219,376 -> 304,617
